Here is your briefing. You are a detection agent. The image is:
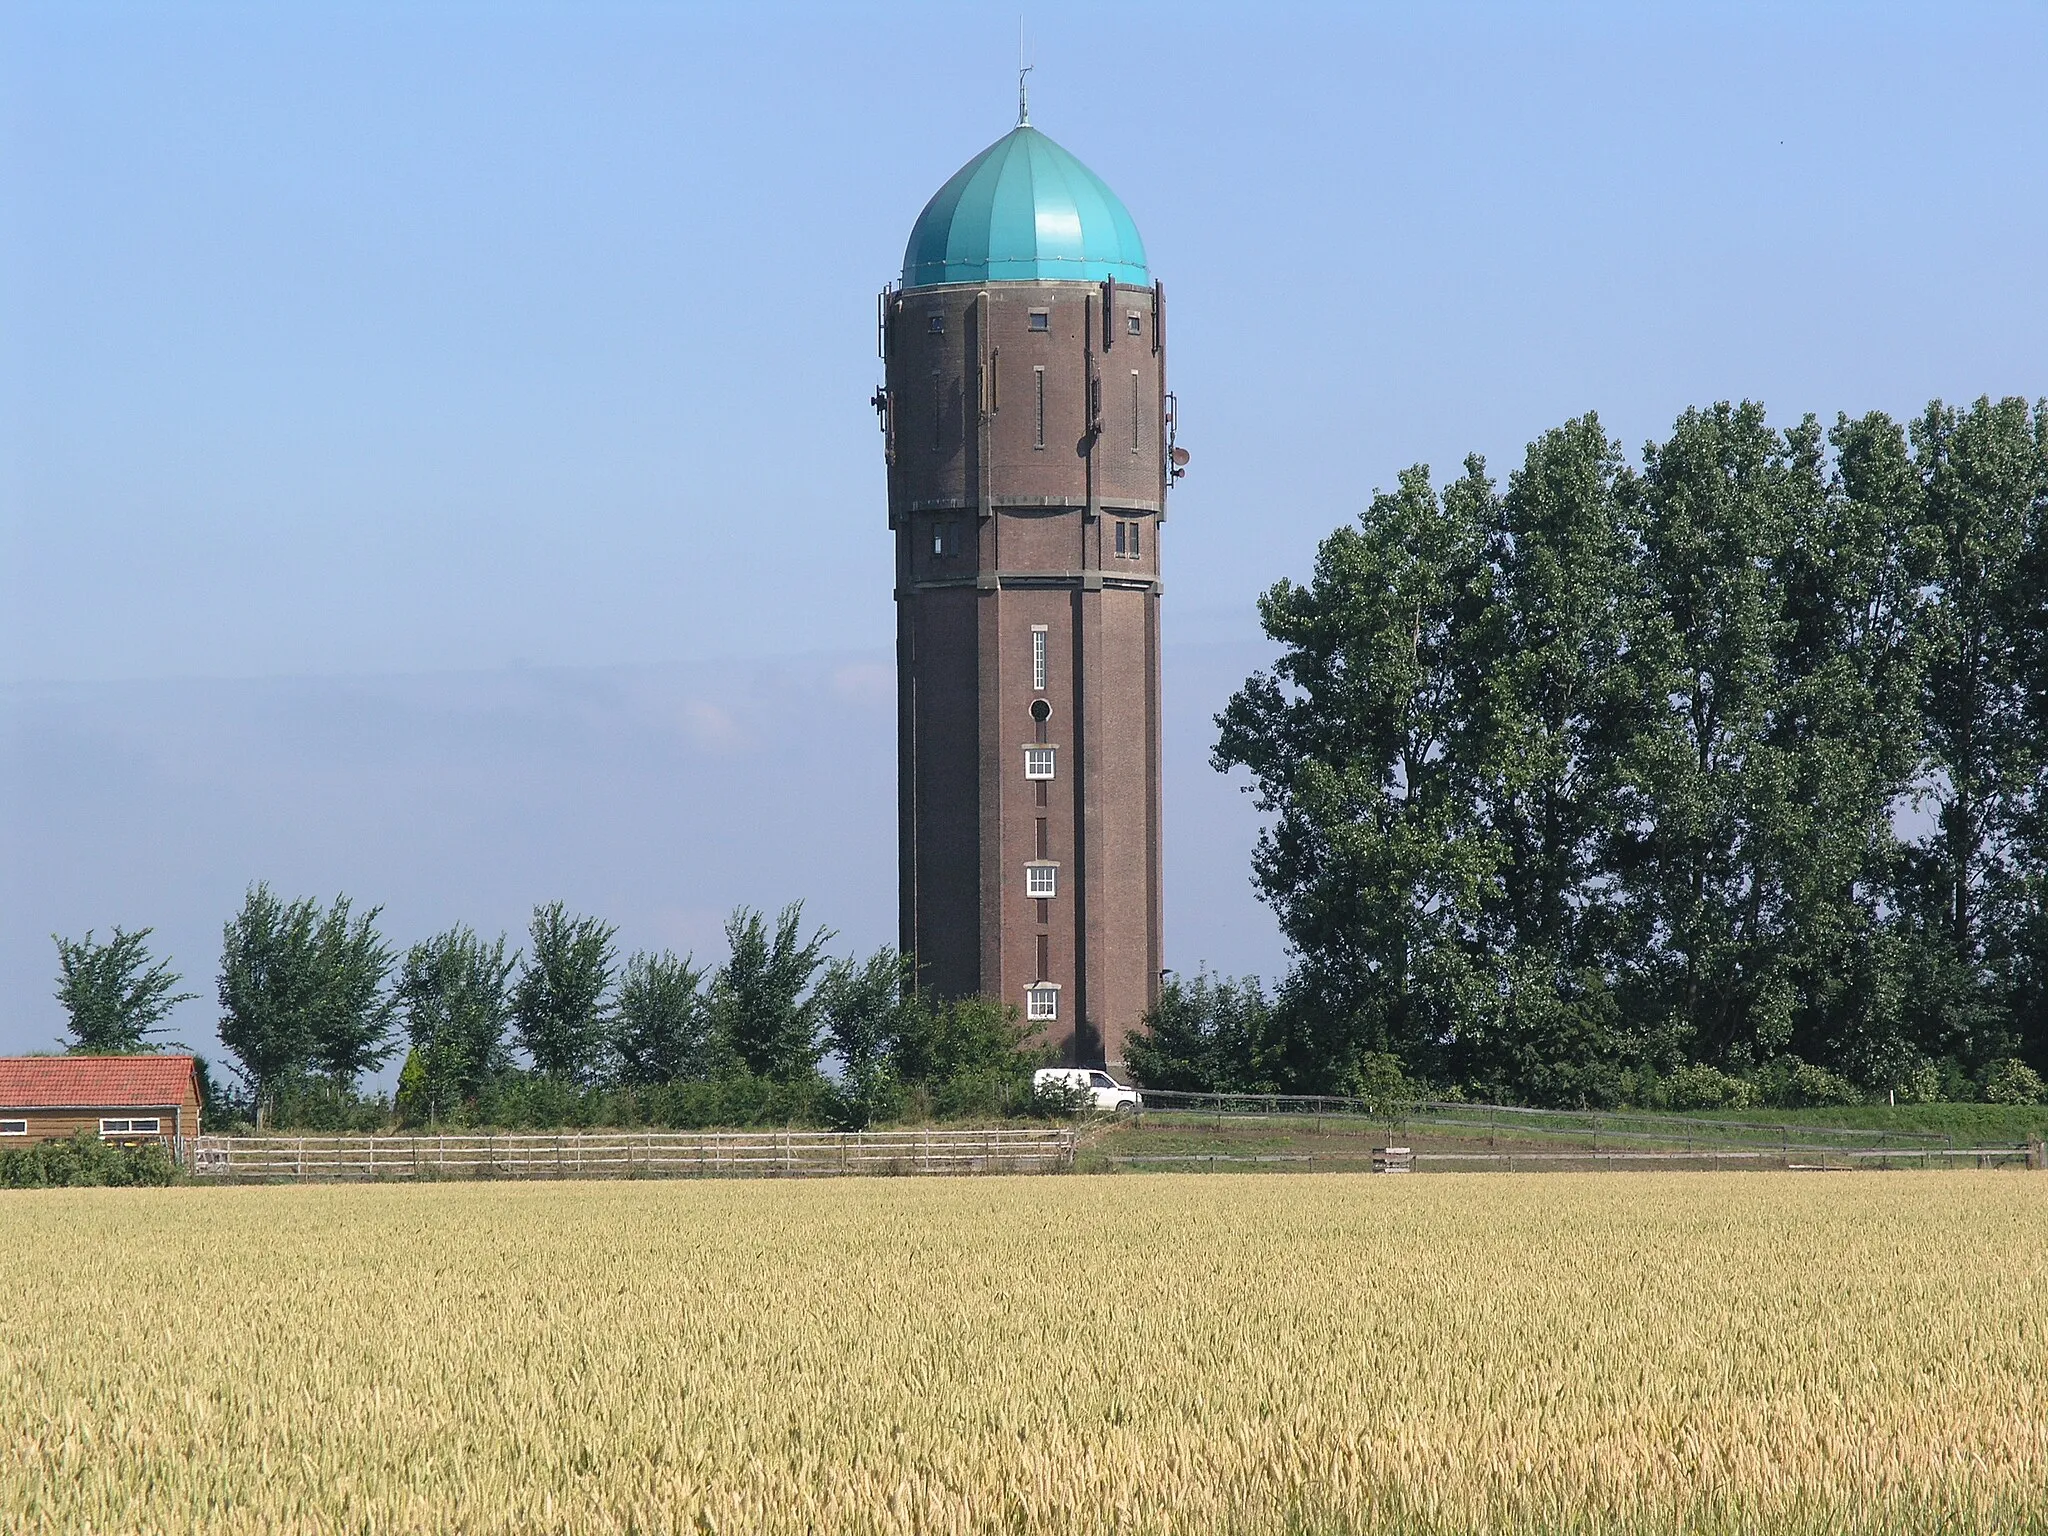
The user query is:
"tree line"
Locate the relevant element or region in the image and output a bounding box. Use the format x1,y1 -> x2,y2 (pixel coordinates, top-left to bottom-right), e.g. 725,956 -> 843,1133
1134,396 -> 2048,1110
51,890 -> 1044,1130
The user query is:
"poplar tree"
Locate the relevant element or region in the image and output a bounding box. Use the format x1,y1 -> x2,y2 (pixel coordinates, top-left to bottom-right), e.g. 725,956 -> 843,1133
710,904 -> 833,1081
52,927 -> 197,1054
511,903 -> 617,1082
395,927 -> 515,1118
611,950 -> 711,1086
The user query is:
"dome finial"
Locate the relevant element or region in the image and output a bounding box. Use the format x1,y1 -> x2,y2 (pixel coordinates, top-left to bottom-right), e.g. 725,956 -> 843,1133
1017,62 -> 1032,127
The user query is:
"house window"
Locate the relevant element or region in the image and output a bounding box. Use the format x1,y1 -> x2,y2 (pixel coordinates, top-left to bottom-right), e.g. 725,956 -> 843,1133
1114,521 -> 1127,558
1024,746 -> 1056,779
932,521 -> 964,559
1131,369 -> 1141,451
1029,310 -> 1050,332
928,313 -> 945,333
1026,985 -> 1060,1021
1031,626 -> 1048,692
1128,519 -> 1141,558
0,1120 -> 24,1136
100,1117 -> 160,1136
1034,367 -> 1046,450
1113,520 -> 1144,560
1026,863 -> 1058,899
1127,313 -> 1142,336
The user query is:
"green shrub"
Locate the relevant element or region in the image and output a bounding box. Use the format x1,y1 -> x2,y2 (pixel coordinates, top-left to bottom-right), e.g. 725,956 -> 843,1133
1663,1064 -> 1757,1111
1755,1057 -> 1863,1108
0,1130 -> 180,1188
1983,1059 -> 2047,1106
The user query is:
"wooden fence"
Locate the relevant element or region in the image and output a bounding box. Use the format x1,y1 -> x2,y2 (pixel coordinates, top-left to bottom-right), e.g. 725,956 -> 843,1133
191,1127 -> 1077,1183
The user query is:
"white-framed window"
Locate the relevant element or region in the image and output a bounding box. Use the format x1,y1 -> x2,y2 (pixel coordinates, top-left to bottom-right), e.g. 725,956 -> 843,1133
1026,862 -> 1058,899
1031,626 -> 1048,691
100,1117 -> 160,1137
1026,985 -> 1060,1021
1024,746 -> 1056,780
0,1120 -> 25,1136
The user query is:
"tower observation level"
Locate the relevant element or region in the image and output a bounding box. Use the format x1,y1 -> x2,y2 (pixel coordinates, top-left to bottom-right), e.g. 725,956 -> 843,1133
873,100 -> 1177,1068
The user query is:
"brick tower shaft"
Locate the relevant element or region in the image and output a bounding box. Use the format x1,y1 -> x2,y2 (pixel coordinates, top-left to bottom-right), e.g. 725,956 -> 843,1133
880,272 -> 1169,1067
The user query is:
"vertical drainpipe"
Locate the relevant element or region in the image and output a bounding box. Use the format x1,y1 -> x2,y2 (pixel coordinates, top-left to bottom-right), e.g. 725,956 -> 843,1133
1077,288 -> 1106,1061
974,291 -> 1006,1002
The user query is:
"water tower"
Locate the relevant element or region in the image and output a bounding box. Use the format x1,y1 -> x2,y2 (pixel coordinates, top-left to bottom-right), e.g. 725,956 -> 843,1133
873,91 -> 1181,1066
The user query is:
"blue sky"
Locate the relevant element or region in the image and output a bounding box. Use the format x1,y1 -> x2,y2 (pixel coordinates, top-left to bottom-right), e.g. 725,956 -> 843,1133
2,2 -> 2044,1057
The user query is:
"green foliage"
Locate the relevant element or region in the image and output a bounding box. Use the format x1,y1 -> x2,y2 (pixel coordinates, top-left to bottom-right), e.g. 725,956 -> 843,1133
511,903 -> 618,1082
1660,1064 -> 1757,1111
0,1130 -> 179,1188
52,926 -> 197,1053
305,897 -> 399,1088
395,926 -> 516,1122
1983,1058 -> 2047,1106
611,950 -> 712,1087
815,950 -> 911,1128
1125,971 -> 1275,1093
217,886 -> 397,1115
1216,396 -> 2048,1105
710,904 -> 833,1080
1752,1057 -> 1864,1109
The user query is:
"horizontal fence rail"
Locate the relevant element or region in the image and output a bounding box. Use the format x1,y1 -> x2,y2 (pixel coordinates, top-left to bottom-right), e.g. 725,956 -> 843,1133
1104,1144 -> 2039,1173
193,1128 -> 1077,1182
1133,1089 -> 1974,1154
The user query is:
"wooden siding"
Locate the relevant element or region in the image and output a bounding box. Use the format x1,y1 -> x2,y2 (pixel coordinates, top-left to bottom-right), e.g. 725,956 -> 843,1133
0,1082 -> 200,1145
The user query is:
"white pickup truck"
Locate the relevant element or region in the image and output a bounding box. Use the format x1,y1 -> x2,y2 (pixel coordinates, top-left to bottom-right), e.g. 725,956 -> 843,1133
1032,1067 -> 1142,1115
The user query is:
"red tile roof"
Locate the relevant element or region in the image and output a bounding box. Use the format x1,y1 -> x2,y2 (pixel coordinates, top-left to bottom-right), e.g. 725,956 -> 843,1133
0,1054 -> 197,1109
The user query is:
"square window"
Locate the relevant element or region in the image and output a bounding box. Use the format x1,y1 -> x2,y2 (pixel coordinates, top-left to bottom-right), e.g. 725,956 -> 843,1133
1127,313 -> 1142,335
1026,985 -> 1060,1021
927,313 -> 945,333
1024,746 -> 1056,779
1028,311 -> 1050,332
0,1120 -> 24,1136
1026,863 -> 1057,899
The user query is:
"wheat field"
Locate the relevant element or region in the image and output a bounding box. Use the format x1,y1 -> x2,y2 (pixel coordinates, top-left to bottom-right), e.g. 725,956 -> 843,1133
1,1173 -> 2043,1535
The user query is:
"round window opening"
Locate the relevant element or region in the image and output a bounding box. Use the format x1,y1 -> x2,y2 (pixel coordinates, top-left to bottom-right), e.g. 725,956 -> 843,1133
1030,699 -> 1052,723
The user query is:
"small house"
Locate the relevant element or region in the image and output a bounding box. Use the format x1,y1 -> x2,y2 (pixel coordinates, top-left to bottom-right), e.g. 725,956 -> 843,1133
0,1055 -> 202,1150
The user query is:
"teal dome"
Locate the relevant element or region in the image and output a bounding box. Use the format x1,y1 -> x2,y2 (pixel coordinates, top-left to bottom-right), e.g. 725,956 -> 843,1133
902,123 -> 1149,290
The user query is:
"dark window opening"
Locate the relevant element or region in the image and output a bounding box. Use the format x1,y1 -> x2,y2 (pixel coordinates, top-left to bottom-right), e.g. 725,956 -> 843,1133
1037,934 -> 1050,977
1034,367 -> 1046,450
1127,313 -> 1142,335
1029,311 -> 1050,332
927,313 -> 945,333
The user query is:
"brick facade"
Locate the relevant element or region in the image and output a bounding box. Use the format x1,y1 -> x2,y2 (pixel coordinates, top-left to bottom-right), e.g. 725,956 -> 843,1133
881,279 -> 1169,1065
